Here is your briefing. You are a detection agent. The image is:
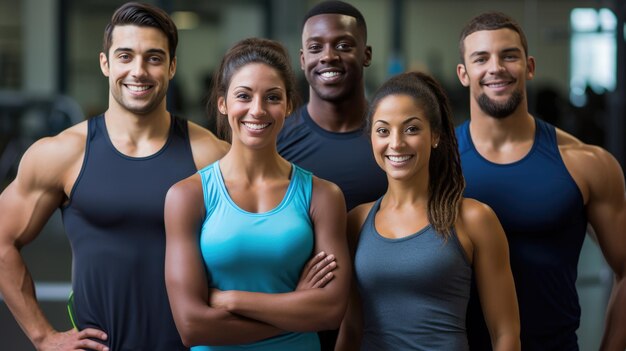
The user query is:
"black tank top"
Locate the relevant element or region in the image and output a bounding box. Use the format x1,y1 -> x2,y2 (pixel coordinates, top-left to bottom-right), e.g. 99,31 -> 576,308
62,114 -> 195,350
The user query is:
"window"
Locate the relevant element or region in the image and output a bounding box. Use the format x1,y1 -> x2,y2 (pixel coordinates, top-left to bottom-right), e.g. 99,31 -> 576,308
570,8 -> 617,107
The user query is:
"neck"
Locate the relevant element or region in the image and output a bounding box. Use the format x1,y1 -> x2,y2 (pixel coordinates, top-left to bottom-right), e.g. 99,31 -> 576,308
307,90 -> 368,132
220,143 -> 290,184
383,173 -> 430,208
469,98 -> 535,146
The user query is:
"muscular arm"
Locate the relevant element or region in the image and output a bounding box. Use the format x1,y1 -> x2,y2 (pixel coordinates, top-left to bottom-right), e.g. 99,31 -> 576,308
210,178 -> 350,332
335,203 -> 372,351
164,175 -> 284,346
461,199 -> 520,351
0,131 -> 108,351
573,147 -> 626,351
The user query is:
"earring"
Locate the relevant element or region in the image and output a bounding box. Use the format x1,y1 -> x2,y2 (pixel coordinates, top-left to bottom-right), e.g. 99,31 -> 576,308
433,143 -> 438,148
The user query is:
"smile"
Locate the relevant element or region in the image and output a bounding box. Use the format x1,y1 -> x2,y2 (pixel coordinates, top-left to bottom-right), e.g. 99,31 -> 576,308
242,122 -> 270,130
386,155 -> 413,162
126,85 -> 151,92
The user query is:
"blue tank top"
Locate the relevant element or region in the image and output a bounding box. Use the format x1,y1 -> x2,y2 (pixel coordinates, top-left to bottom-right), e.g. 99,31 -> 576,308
193,161 -> 319,351
355,198 -> 472,351
277,105 -> 387,210
62,114 -> 195,351
456,118 -> 587,351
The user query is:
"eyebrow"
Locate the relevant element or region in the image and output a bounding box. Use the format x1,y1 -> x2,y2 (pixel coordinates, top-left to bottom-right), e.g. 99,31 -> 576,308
232,86 -> 285,92
113,48 -> 167,56
469,47 -> 522,58
374,116 -> 422,125
305,34 -> 356,43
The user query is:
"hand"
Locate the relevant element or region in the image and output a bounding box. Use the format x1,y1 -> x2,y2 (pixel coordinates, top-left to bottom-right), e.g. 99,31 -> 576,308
296,251 -> 337,290
38,328 -> 108,351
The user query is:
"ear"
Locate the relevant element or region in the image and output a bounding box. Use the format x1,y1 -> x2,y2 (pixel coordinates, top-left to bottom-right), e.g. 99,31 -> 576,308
363,45 -> 372,67
456,63 -> 469,87
217,96 -> 227,115
299,48 -> 305,71
432,133 -> 440,148
526,56 -> 536,81
100,52 -> 110,77
169,56 -> 177,80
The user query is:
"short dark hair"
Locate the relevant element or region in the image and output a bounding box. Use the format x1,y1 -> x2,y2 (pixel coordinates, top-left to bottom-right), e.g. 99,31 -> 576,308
103,2 -> 178,61
367,71 -> 465,238
458,11 -> 528,63
303,0 -> 367,41
208,38 -> 300,142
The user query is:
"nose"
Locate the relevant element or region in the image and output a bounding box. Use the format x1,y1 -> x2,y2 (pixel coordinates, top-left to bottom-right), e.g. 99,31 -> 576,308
487,57 -> 505,74
249,96 -> 266,118
390,131 -> 405,150
131,58 -> 148,78
320,45 -> 339,64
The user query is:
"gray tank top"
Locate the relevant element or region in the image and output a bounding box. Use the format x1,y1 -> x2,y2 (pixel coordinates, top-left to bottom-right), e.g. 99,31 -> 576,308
354,197 -> 472,350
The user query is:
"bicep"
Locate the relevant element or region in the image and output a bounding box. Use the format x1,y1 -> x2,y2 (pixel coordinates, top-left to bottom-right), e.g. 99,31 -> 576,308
586,151 -> 626,276
164,180 -> 210,316
466,204 -> 519,338
0,151 -> 65,248
309,179 -> 350,295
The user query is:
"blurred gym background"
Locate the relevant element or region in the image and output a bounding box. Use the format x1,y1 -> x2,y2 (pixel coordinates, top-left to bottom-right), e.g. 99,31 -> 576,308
0,0 -> 624,349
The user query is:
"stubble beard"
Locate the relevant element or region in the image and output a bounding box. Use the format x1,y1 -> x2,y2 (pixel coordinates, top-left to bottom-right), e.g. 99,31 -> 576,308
477,90 -> 523,119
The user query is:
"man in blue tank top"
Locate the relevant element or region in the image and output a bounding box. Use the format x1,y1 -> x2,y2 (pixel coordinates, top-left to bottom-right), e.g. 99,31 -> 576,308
0,3 -> 229,350
455,12 -> 626,351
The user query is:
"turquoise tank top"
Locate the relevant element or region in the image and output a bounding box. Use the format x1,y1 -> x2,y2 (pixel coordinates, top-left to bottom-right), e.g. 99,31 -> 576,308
193,161 -> 320,350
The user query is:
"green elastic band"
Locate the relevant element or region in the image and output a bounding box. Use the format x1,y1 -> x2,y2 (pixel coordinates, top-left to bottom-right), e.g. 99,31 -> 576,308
67,290 -> 77,330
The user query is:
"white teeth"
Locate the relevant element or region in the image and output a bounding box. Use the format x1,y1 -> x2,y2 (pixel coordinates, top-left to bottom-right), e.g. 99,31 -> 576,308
387,155 -> 411,162
127,85 -> 150,92
242,122 -> 269,130
486,82 -> 509,87
321,71 -> 341,78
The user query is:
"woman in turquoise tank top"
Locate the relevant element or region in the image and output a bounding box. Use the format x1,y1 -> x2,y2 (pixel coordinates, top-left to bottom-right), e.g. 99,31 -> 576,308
163,38 -> 350,350
335,72 -> 521,350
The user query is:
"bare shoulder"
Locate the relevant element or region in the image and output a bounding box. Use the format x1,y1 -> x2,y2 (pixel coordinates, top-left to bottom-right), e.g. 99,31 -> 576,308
457,198 -> 501,240
166,173 -> 204,213
310,176 -> 346,213
556,127 -> 623,202
17,121 -> 88,188
348,202 -> 375,230
556,127 -> 616,164
187,121 -> 229,169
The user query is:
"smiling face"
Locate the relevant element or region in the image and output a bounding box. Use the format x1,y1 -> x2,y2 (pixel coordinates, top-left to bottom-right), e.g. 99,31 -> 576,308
300,13 -> 371,103
218,63 -> 288,150
371,94 -> 438,182
457,28 -> 534,119
100,25 -> 176,116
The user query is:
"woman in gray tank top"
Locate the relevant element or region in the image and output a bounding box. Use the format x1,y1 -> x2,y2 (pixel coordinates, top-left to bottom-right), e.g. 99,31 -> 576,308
335,72 -> 521,350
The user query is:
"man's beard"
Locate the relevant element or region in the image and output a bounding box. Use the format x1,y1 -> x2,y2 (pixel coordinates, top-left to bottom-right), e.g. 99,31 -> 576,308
477,90 -> 523,119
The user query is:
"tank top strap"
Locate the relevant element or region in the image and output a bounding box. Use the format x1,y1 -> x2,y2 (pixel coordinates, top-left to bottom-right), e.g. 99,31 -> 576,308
456,120 -> 472,154
289,164 -> 313,212
533,117 -> 561,158
362,197 -> 383,236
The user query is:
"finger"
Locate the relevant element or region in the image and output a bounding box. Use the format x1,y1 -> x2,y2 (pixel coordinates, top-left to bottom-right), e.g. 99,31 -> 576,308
302,251 -> 327,281
76,338 -> 110,351
78,328 -> 108,341
313,272 -> 335,288
311,260 -> 337,284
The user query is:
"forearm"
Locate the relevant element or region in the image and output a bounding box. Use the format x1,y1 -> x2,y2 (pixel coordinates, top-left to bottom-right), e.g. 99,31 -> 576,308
222,289 -> 344,332
600,276 -> 626,351
492,333 -> 521,351
0,245 -> 54,346
174,301 -> 284,346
